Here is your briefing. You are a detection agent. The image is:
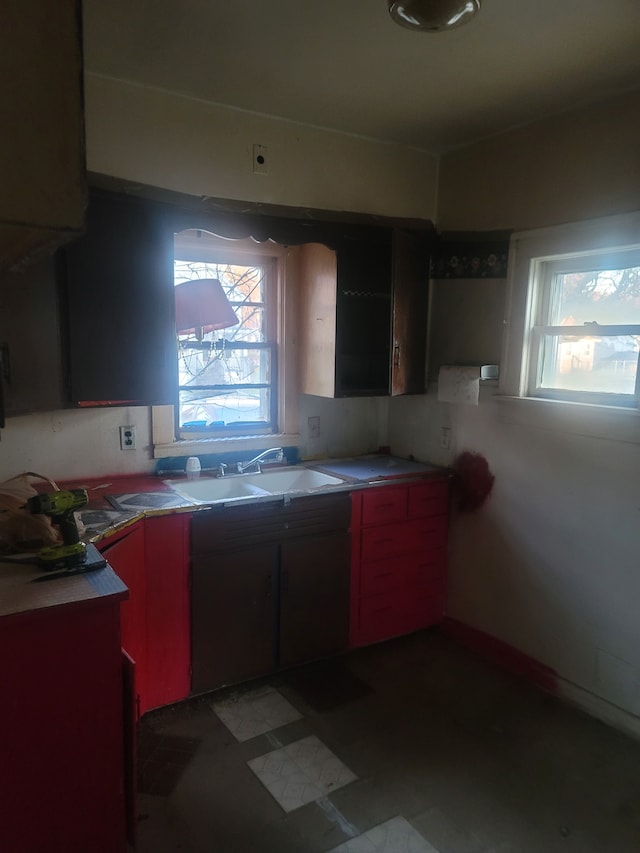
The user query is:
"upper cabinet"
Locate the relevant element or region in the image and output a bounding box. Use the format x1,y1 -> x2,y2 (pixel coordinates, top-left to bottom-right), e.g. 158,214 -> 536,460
299,227 -> 431,398
0,256 -> 65,418
60,191 -> 177,406
56,185 -> 432,411
0,0 -> 87,271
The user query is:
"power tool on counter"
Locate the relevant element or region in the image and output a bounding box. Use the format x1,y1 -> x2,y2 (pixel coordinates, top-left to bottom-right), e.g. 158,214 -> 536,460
24,489 -> 105,574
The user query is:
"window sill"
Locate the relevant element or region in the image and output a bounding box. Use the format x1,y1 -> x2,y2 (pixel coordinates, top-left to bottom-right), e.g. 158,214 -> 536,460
153,433 -> 302,459
493,394 -> 640,445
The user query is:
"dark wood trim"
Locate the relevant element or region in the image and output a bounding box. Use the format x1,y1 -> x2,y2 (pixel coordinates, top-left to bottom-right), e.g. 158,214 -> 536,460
88,172 -> 436,238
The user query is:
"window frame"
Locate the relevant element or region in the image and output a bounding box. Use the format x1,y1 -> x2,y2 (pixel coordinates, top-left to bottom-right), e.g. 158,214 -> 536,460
525,249 -> 640,407
152,232 -> 300,453
174,237 -> 279,437
502,212 -> 640,415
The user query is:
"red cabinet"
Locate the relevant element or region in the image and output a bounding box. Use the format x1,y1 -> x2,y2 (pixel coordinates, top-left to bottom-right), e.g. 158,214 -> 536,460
0,593 -> 127,852
351,477 -> 450,647
99,521 -> 147,715
99,512 -> 191,716
144,512 -> 191,710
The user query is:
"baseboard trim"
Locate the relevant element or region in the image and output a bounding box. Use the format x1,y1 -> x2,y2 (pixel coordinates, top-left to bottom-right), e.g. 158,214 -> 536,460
439,617 -> 640,741
556,678 -> 640,741
439,617 -> 557,693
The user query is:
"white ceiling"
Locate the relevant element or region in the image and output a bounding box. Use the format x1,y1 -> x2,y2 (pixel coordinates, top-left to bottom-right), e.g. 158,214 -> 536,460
83,0 -> 640,154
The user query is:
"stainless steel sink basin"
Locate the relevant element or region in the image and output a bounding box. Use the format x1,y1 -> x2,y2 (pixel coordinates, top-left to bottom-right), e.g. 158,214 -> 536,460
165,466 -> 346,505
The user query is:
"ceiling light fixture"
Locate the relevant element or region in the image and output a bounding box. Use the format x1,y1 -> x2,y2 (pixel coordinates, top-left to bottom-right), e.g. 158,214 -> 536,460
387,0 -> 481,32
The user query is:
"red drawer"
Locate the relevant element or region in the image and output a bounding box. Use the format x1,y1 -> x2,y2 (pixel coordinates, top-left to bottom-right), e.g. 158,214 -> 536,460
408,479 -> 449,518
359,557 -> 400,598
361,522 -> 408,562
361,487 -> 407,526
406,516 -> 449,552
360,549 -> 447,598
358,590 -> 407,645
361,516 -> 448,562
357,586 -> 445,646
405,548 -> 447,588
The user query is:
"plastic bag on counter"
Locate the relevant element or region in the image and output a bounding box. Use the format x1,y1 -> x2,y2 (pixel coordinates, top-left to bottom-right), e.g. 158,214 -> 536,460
0,473 -> 60,554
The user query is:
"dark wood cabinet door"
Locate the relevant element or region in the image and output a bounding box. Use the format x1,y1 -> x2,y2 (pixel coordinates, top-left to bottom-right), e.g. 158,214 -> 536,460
335,229 -> 393,396
0,0 -> 86,270
391,227 -> 430,396
279,531 -> 351,669
191,545 -> 278,693
0,255 -> 65,416
60,189 -> 177,405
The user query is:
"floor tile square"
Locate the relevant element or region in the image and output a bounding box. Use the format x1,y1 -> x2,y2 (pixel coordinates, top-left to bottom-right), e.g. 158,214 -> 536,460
247,734 -> 357,812
212,685 -> 303,742
328,816 -> 439,853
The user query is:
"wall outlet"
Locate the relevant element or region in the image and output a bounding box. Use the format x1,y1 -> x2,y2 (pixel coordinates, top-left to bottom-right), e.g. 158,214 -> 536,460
252,144 -> 268,174
119,425 -> 136,450
439,426 -> 451,449
308,416 -> 321,438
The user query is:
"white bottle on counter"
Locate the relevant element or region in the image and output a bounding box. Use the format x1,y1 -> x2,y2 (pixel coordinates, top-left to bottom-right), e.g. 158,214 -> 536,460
186,457 -> 201,480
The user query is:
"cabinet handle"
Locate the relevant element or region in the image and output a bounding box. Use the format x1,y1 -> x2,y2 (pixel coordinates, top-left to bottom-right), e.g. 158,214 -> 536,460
393,344 -> 400,368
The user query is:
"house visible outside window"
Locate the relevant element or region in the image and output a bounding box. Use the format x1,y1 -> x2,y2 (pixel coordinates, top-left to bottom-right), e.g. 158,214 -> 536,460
174,231 -> 279,437
526,251 -> 640,406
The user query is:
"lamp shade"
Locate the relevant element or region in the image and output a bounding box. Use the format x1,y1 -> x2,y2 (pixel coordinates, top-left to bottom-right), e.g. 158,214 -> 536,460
175,278 -> 239,336
388,0 -> 481,31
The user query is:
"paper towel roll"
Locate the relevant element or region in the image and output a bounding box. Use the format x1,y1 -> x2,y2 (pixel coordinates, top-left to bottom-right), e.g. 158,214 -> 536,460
437,366 -> 480,405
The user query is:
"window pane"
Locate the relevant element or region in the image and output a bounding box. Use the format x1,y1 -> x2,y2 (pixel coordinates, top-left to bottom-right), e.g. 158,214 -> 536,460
174,260 -> 266,344
174,248 -> 275,431
178,345 -> 271,389
551,266 -> 640,325
539,333 -> 639,395
230,302 -> 266,343
179,386 -> 272,428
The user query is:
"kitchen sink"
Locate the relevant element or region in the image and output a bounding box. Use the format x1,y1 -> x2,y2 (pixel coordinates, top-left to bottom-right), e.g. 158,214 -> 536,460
245,468 -> 345,492
164,476 -> 268,504
165,466 -> 347,505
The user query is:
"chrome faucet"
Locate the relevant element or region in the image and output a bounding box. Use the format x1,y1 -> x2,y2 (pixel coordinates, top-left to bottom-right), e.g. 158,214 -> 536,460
237,447 -> 284,474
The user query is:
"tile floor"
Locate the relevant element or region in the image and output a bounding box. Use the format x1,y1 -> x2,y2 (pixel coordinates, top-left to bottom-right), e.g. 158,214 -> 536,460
135,630 -> 640,852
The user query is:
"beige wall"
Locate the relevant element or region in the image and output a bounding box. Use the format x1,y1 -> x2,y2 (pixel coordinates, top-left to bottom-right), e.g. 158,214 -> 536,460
438,89 -> 640,232
85,74 -> 439,221
0,74 -> 436,483
391,90 -> 640,737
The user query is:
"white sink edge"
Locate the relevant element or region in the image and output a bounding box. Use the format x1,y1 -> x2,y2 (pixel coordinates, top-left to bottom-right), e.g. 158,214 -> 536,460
163,465 -> 351,507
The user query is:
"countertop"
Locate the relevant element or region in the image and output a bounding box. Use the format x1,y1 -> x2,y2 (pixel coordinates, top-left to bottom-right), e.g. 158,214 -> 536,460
0,454 -> 448,617
61,454 -> 450,544
314,454 -> 444,482
0,556 -> 128,619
